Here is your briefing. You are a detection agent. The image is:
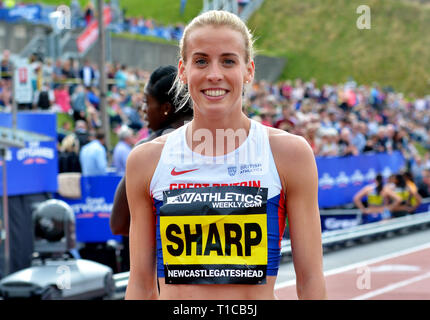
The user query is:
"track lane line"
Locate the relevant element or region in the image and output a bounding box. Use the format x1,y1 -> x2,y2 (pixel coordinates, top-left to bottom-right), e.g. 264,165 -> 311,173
275,241 -> 430,290
351,272 -> 430,300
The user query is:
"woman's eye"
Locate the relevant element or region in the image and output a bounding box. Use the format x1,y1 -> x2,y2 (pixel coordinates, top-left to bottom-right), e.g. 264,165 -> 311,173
223,59 -> 235,66
195,59 -> 207,66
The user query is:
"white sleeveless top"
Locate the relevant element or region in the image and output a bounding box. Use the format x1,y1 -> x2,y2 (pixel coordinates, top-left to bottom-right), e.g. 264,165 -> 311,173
150,119 -> 282,200
150,119 -> 286,284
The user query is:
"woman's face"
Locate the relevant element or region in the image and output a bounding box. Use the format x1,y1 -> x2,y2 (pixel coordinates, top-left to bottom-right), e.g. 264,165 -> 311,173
179,25 -> 254,120
142,92 -> 166,131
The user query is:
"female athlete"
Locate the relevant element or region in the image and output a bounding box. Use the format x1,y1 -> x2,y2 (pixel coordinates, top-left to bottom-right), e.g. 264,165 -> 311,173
125,10 -> 327,300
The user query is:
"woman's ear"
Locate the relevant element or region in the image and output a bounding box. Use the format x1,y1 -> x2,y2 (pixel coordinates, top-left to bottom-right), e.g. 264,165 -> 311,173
161,101 -> 173,116
178,59 -> 187,84
245,60 -> 255,84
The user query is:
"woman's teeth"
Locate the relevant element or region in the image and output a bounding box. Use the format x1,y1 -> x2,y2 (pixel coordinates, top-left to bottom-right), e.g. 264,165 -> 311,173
204,89 -> 227,97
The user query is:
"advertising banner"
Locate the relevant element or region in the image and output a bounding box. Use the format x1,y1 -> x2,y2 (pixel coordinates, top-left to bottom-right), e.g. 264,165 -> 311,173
14,62 -> 33,104
316,151 -> 405,209
0,113 -> 57,196
0,4 -> 42,23
56,175 -> 122,243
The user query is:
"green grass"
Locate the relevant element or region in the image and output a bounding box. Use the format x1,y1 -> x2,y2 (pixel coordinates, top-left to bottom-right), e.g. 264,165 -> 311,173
247,0 -> 430,96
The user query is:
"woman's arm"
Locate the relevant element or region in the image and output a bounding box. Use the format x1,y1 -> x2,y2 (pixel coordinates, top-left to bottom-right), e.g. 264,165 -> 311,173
124,142 -> 162,300
110,177 -> 131,236
271,130 -> 327,300
382,186 -> 402,212
353,186 -> 371,213
110,138 -> 152,235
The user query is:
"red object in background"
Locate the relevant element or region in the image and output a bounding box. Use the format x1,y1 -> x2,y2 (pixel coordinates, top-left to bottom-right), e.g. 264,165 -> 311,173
18,67 -> 28,83
77,7 -> 112,53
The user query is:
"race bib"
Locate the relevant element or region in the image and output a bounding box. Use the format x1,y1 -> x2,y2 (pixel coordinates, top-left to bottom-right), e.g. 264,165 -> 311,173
160,186 -> 268,285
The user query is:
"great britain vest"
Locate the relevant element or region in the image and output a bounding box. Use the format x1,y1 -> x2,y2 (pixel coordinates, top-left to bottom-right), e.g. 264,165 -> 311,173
150,119 -> 286,284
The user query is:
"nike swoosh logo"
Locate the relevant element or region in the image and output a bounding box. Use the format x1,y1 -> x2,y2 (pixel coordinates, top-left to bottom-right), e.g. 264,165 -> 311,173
171,167 -> 199,176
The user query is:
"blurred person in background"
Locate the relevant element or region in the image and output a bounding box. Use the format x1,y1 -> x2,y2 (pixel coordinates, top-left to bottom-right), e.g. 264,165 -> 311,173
58,134 -> 82,173
115,64 -> 128,90
42,58 -> 54,85
338,127 -> 359,157
52,59 -> 64,88
53,83 -> 71,113
403,171 -> 422,211
110,65 -> 193,236
417,169 -> 430,198
110,65 -> 193,275
1,49 -> 13,82
304,123 -> 320,155
79,59 -> 95,88
351,121 -> 367,153
71,85 -> 88,122
112,125 -> 134,175
33,82 -> 55,110
387,173 -> 420,218
74,119 -> 90,149
319,127 -> 339,156
79,129 -> 107,176
84,1 -> 95,26
353,174 -> 401,224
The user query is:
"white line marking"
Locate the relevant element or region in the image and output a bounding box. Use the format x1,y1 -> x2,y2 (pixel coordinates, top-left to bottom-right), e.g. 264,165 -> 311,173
351,272 -> 430,300
275,242 -> 430,290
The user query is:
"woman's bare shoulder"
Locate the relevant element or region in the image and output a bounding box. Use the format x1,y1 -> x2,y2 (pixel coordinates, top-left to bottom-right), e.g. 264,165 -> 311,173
266,127 -> 317,189
267,127 -> 313,159
126,133 -> 170,181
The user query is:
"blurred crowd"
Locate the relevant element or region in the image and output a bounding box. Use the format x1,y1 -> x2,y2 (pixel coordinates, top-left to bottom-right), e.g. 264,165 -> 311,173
1,50 -> 430,191
244,78 -> 430,184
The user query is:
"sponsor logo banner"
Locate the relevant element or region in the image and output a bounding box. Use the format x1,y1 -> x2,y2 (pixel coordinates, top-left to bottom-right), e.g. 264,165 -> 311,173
0,113 -> 57,196
316,152 -> 405,208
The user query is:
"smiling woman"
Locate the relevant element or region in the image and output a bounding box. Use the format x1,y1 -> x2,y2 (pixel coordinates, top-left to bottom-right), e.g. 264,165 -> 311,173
125,10 -> 327,300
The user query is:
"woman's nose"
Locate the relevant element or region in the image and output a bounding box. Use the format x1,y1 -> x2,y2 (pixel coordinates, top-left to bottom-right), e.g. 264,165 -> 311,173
206,65 -> 223,82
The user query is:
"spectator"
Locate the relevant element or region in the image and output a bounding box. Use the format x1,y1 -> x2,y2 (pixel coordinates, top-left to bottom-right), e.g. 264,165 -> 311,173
304,123 -> 320,155
112,125 -> 134,175
79,129 -> 107,176
57,121 -> 72,145
52,59 -> 65,88
351,121 -> 366,153
74,119 -> 90,149
58,134 -> 82,173
338,128 -> 358,157
33,82 -> 55,110
71,85 -> 88,122
417,169 -> 430,198
70,0 -> 82,28
319,128 -> 339,156
42,58 -> 54,85
110,64 -> 194,236
274,103 -> 296,130
53,83 -> 71,113
84,2 -> 95,26
79,59 -> 95,88
1,49 -> 13,81
114,64 -> 128,90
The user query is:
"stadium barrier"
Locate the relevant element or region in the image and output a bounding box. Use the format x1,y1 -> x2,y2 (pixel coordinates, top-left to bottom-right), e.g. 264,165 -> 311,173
282,210 -> 430,256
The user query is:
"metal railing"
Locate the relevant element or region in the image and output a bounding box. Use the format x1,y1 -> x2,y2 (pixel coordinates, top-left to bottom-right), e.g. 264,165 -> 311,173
112,211 -> 430,297
282,211 -> 430,255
